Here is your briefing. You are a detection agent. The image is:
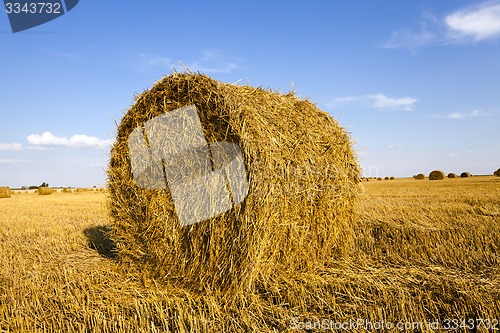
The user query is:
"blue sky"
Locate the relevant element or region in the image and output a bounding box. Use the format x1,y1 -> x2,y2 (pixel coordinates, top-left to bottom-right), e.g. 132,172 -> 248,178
1,0 -> 499,187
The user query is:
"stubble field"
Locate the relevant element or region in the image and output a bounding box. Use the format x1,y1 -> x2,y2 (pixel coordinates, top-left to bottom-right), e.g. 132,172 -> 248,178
1,176 -> 499,332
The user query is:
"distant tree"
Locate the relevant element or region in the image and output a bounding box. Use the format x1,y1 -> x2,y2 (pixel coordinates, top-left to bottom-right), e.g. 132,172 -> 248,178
39,182 -> 49,188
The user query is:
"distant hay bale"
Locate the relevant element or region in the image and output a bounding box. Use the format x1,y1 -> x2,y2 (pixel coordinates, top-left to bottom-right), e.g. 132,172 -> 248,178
494,168 -> 500,177
448,173 -> 457,178
390,176 -> 395,180
76,188 -> 90,193
108,73 -> 360,291
0,187 -> 11,199
429,170 -> 445,180
37,187 -> 55,195
414,174 -> 425,180
62,188 -> 73,193
377,177 -> 382,180
461,172 -> 472,178
384,176 -> 389,180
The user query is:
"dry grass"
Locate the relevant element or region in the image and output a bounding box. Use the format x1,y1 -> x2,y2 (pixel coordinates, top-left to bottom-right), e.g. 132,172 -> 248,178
0,178 -> 499,332
0,186 -> 11,199
108,73 -> 360,292
429,170 -> 445,180
37,187 -> 55,195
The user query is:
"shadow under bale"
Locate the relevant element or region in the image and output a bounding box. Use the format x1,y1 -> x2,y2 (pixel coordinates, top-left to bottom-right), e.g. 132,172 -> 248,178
83,225 -> 117,259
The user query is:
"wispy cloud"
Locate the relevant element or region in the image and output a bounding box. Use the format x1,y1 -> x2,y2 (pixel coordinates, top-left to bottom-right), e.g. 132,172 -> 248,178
0,143 -> 22,151
388,143 -> 403,149
49,51 -> 78,61
0,159 -> 24,165
430,109 -> 491,119
369,94 -> 417,111
187,50 -> 239,73
328,93 -> 417,111
139,54 -> 173,71
384,1 -> 500,50
445,153 -> 458,157
26,132 -> 112,149
138,50 -> 239,74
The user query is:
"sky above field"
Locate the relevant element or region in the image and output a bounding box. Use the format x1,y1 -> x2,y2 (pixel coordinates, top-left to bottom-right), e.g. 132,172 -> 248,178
1,0 -> 499,187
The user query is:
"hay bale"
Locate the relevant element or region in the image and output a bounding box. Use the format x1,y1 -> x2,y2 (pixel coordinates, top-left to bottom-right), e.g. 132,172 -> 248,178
376,177 -> 382,180
448,173 -> 457,178
461,172 -> 472,178
429,170 -> 445,180
62,188 -> 73,193
390,176 -> 395,180
0,187 -> 11,199
384,176 -> 389,180
494,168 -> 500,177
414,174 -> 425,180
108,73 -> 360,291
37,187 -> 55,195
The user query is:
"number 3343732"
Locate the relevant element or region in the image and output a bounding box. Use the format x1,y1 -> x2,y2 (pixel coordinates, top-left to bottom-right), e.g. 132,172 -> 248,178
5,2 -> 62,14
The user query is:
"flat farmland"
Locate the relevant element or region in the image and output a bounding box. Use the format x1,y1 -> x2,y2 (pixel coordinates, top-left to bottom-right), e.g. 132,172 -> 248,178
1,177 -> 499,332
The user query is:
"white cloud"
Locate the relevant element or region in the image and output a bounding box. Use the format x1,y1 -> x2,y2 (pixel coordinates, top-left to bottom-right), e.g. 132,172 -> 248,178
384,1 -> 500,50
27,132 -> 68,146
50,51 -> 78,61
26,132 -> 112,149
0,143 -> 22,151
139,53 -> 173,70
384,29 -> 437,50
328,94 -> 417,111
188,50 -> 239,73
0,159 -> 23,165
138,50 -> 239,74
446,2 -> 500,41
388,143 -> 403,149
430,109 -> 491,119
368,94 -> 417,111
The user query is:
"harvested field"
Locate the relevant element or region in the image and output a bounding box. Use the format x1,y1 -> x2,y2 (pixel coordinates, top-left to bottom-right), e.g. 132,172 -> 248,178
1,177 -> 499,332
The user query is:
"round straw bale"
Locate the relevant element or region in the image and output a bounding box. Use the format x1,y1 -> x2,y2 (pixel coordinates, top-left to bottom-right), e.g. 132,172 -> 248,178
108,73 -> 360,291
62,188 -> 73,193
390,176 -> 395,180
384,176 -> 389,180
494,168 -> 500,176
0,187 -> 11,199
376,177 -> 382,180
37,187 -> 55,195
429,170 -> 445,180
414,173 -> 425,180
460,172 -> 472,178
448,173 -> 457,178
